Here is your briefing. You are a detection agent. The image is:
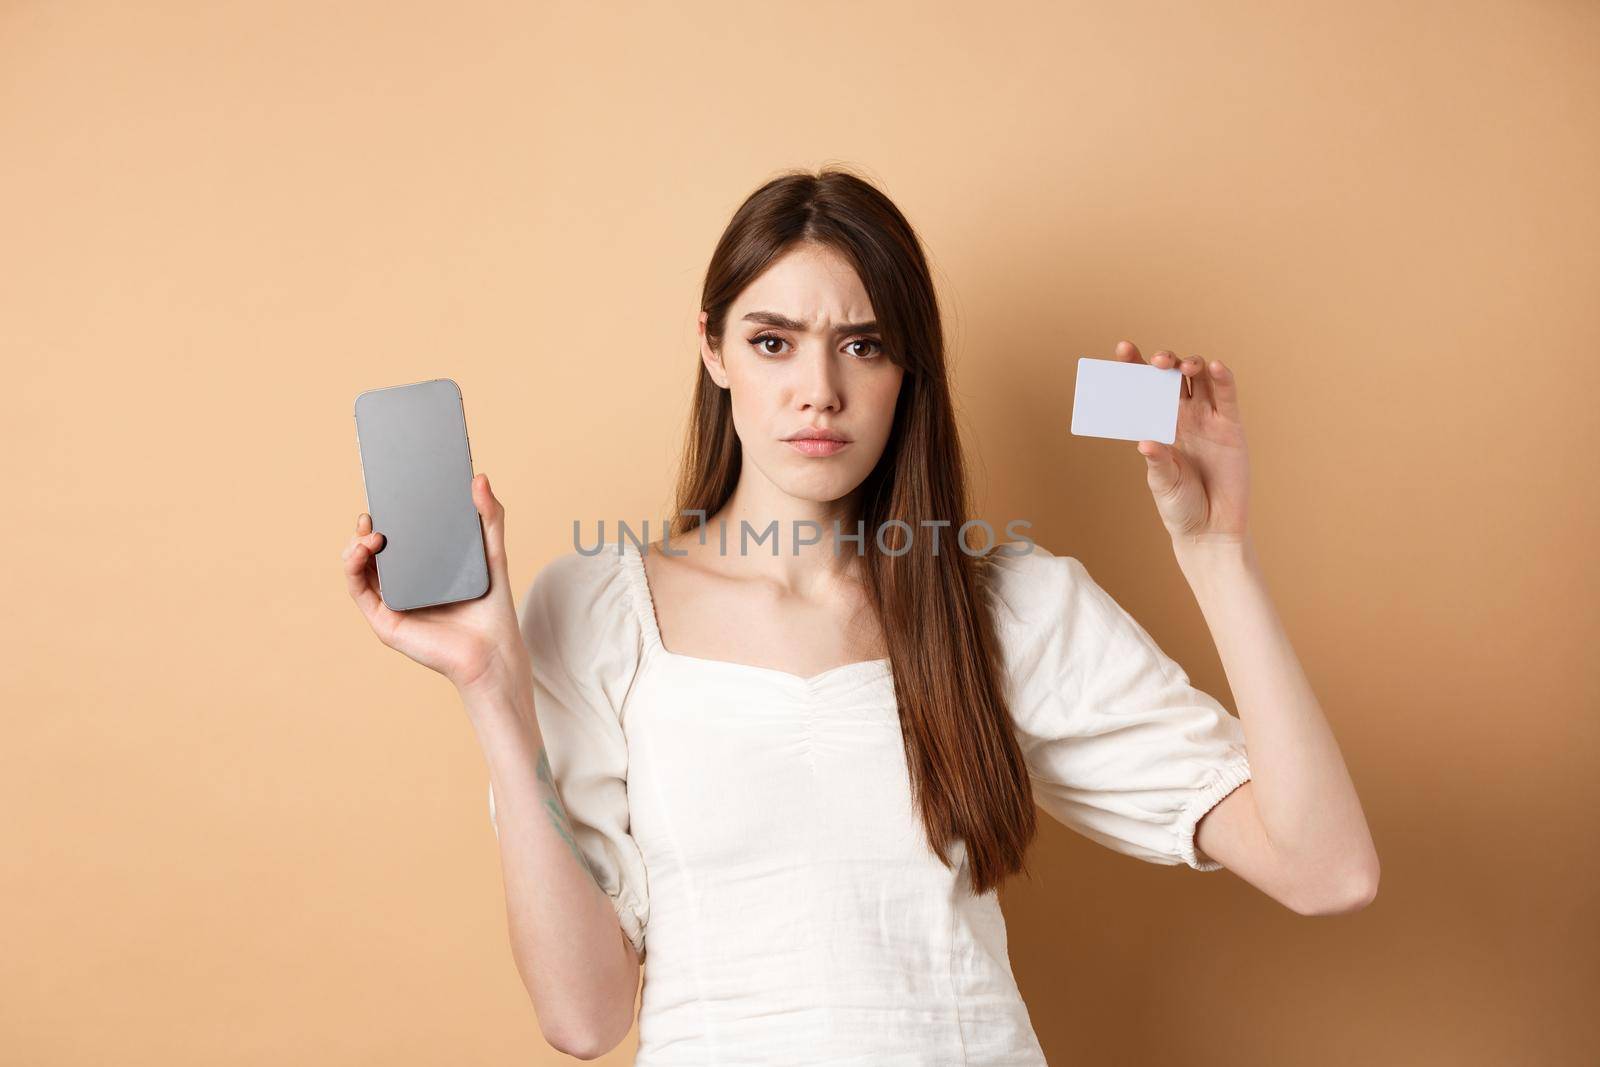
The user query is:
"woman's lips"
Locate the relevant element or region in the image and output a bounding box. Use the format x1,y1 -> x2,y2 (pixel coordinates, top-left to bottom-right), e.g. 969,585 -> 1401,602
785,438 -> 850,457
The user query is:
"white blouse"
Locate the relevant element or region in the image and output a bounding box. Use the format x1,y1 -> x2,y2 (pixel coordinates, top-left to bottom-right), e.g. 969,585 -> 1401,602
489,539 -> 1252,1065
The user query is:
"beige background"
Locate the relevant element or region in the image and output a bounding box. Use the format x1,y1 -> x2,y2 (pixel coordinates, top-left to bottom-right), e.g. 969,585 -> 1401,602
3,1 -> 1596,1063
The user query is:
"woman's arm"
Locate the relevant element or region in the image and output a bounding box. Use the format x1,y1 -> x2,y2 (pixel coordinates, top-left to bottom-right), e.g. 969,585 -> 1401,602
1113,339 -> 1379,914
461,667 -> 642,1057
1175,536 -> 1380,915
342,476 -> 641,1053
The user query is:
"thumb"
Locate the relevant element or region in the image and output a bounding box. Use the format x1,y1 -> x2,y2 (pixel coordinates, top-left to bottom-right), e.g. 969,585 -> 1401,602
473,473 -> 511,580
1137,440 -> 1182,496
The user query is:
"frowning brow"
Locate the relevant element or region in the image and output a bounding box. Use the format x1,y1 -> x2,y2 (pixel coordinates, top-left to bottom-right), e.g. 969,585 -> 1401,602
741,310 -> 878,335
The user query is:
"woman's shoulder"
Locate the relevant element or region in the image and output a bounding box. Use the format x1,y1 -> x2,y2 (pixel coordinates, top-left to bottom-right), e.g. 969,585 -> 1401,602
979,538 -> 1195,707
977,539 -> 1136,686
977,538 -> 1089,629
520,540 -> 643,657
528,538 -> 627,590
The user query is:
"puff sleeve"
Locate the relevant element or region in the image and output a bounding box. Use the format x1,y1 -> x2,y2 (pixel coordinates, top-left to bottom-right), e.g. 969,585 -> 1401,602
988,541 -> 1253,871
487,548 -> 650,956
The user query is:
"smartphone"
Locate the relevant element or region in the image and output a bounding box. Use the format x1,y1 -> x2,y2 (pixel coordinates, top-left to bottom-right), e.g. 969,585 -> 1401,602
353,378 -> 490,610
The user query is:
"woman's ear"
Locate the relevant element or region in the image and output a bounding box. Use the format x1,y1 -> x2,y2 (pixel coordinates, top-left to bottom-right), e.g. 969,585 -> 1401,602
699,310 -> 729,389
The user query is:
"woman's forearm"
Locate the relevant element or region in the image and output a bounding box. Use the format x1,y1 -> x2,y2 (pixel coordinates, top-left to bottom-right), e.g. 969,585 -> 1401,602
461,671 -> 640,1058
1174,535 -> 1380,908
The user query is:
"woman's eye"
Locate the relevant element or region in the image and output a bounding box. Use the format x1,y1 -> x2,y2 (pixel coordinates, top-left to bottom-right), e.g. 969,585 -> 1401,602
749,335 -> 883,358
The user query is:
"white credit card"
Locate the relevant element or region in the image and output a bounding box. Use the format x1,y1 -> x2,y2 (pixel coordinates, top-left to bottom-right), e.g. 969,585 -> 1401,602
1070,357 -> 1183,444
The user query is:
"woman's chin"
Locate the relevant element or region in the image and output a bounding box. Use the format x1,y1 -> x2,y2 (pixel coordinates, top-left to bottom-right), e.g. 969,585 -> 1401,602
772,478 -> 867,510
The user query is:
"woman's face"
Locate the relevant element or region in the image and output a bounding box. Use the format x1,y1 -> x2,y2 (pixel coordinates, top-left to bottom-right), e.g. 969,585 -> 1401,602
699,241 -> 905,508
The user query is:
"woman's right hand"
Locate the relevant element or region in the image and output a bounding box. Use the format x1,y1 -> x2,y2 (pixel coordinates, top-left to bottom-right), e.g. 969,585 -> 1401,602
341,472 -> 530,695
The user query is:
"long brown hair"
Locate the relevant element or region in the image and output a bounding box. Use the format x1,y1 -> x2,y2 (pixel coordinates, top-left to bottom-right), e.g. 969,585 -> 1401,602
669,165 -> 1037,895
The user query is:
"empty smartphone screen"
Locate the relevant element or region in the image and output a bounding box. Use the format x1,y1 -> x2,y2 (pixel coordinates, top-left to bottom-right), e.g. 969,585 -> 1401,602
353,378 -> 490,610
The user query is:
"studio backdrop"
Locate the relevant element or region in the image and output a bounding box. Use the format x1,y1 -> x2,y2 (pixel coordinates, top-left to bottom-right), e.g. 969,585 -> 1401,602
2,2 -> 1595,1064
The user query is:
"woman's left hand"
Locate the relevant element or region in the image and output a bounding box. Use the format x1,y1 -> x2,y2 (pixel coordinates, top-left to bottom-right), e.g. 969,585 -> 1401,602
1114,339 -> 1251,546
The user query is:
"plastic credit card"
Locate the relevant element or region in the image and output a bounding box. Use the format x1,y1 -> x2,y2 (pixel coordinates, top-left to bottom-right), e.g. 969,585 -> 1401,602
1070,356 -> 1183,444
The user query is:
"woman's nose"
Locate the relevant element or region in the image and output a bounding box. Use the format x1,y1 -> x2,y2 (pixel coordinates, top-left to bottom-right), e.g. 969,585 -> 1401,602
796,347 -> 842,412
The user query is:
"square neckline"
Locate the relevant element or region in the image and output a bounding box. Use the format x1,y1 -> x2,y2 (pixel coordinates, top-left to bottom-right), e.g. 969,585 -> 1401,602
616,539 -> 892,687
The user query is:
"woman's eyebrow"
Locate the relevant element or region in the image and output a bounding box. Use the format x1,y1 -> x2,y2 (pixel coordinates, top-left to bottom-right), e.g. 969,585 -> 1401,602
741,310 -> 878,334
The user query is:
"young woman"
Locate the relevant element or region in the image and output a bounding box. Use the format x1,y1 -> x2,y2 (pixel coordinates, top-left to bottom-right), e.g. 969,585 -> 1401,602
341,167 -> 1379,1063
